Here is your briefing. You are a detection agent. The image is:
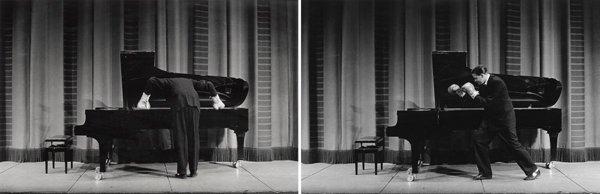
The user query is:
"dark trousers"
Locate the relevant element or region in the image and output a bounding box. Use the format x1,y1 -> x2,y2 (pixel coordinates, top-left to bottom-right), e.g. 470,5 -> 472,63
172,106 -> 200,174
472,122 -> 537,176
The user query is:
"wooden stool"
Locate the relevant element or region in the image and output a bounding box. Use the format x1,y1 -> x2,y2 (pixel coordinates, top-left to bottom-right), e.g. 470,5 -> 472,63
354,136 -> 384,175
43,135 -> 74,174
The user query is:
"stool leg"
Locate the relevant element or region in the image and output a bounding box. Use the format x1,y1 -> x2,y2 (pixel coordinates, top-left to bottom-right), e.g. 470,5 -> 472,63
375,154 -> 378,175
362,152 -> 365,170
380,151 -> 384,169
70,148 -> 73,169
64,153 -> 68,174
44,148 -> 48,174
52,149 -> 55,169
354,150 -> 358,175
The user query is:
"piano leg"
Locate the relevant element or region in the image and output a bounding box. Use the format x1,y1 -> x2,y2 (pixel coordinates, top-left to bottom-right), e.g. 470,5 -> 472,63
546,129 -> 559,169
233,132 -> 245,168
409,138 -> 425,174
97,136 -> 113,172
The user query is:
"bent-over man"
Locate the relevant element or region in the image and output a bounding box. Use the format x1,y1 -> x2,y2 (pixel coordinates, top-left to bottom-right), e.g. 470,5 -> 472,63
137,77 -> 225,179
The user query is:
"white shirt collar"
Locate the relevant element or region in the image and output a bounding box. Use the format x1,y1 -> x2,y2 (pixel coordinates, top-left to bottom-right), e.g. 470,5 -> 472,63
482,74 -> 490,85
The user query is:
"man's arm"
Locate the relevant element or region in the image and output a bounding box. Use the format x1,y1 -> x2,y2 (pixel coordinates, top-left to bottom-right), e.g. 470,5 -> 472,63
192,79 -> 225,109
471,79 -> 504,106
137,77 -> 166,109
192,79 -> 218,97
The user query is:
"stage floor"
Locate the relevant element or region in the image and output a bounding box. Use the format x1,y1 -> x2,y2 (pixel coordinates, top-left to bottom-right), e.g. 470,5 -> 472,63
302,161 -> 600,193
2,160 -> 599,193
0,160 -> 298,193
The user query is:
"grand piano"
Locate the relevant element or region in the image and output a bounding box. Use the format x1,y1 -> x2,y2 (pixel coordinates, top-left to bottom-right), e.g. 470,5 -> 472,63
386,51 -> 563,181
75,51 -> 249,172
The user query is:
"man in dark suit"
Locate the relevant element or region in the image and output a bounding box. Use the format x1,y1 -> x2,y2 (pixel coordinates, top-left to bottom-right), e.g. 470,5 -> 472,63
455,66 -> 540,181
137,77 -> 225,179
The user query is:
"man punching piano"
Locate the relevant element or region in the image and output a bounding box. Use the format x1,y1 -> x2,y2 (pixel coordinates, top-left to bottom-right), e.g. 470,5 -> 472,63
447,66 -> 541,181
137,77 -> 225,179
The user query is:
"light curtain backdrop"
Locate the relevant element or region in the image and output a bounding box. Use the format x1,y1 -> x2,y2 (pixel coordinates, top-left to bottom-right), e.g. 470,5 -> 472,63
0,0 -> 297,163
302,0 -> 600,163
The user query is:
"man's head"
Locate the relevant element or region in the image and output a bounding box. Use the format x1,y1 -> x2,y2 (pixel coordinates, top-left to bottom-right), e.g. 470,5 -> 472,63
471,66 -> 489,85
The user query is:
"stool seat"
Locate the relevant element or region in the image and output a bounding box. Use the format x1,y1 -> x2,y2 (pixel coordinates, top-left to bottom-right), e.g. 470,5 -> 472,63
356,145 -> 384,152
45,135 -> 73,143
355,136 -> 383,144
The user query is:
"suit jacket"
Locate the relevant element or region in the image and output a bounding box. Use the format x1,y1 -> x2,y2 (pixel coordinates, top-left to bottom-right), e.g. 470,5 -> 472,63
144,77 -> 217,111
473,75 -> 516,131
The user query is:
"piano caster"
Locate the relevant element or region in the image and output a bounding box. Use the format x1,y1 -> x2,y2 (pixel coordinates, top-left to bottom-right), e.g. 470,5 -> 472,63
406,168 -> 415,182
233,161 -> 242,168
94,167 -> 103,181
545,161 -> 555,169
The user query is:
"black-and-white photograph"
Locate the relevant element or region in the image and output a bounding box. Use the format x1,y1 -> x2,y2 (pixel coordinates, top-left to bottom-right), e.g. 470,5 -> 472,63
3,0 -> 600,193
300,0 -> 600,193
0,0 -> 298,193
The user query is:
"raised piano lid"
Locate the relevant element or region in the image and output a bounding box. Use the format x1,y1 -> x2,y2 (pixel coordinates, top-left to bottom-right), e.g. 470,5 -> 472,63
120,51 -> 249,108
432,51 -> 562,109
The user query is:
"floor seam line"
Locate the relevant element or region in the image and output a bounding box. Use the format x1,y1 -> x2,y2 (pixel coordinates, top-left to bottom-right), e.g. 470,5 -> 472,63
0,162 -> 19,174
554,166 -> 591,193
165,163 -> 174,192
480,180 -> 486,193
241,165 -> 277,192
301,164 -> 333,181
66,163 -> 88,193
378,165 -> 401,194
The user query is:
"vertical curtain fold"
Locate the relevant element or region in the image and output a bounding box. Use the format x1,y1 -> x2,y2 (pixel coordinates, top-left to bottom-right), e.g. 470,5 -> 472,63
208,0 -> 228,76
449,0 -> 468,50
138,0 -> 156,51
539,0 -> 569,150
387,0 -> 406,155
92,0 -> 123,108
228,0 -> 255,151
75,0 -> 97,160
340,0 -> 375,151
300,0 -> 311,157
28,0 -> 64,150
403,0 -> 434,109
11,0 -> 32,152
584,0 -> 600,149
322,0 -> 341,151
270,0 -> 293,149
165,0 -> 190,74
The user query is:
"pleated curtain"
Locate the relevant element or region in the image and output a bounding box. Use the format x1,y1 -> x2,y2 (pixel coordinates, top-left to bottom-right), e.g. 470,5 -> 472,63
1,0 -> 297,162
302,0 -> 600,163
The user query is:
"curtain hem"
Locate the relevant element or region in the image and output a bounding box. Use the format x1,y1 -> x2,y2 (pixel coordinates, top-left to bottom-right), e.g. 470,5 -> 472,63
0,147 -> 298,163
301,147 -> 600,164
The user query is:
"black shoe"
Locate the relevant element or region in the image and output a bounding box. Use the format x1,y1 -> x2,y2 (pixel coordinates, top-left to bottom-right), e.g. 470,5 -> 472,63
473,174 -> 492,180
188,172 -> 197,177
175,173 -> 187,179
524,168 -> 541,181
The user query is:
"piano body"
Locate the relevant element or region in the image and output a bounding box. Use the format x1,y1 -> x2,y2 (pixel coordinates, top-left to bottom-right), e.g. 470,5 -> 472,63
75,51 -> 249,172
386,51 -> 563,178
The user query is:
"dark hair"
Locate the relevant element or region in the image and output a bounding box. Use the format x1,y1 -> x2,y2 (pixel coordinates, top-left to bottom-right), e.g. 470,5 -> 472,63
471,66 -> 488,75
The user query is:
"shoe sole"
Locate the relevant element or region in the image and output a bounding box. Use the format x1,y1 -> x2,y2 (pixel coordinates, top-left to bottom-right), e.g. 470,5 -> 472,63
524,170 -> 541,180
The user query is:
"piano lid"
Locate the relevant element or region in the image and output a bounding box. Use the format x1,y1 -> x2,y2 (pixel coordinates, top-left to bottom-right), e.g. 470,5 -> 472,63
120,51 -> 249,108
432,51 -> 562,108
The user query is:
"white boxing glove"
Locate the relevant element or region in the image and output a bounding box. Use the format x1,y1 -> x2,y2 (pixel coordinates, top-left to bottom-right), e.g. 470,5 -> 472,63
211,94 -> 225,110
137,92 -> 151,109
447,84 -> 465,97
461,82 -> 479,98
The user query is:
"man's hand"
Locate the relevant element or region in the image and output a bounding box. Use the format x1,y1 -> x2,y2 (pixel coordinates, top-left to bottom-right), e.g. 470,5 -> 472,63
461,82 -> 479,98
447,84 -> 466,97
137,92 -> 151,109
211,94 -> 225,110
